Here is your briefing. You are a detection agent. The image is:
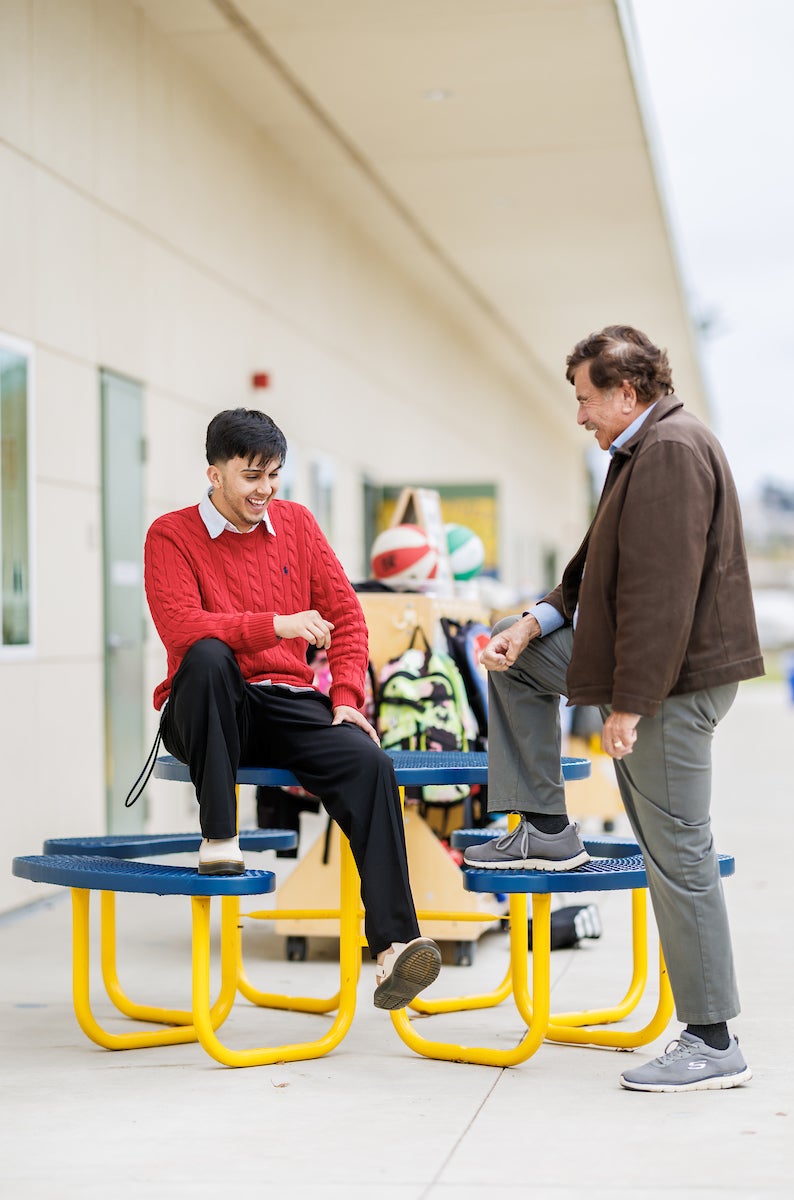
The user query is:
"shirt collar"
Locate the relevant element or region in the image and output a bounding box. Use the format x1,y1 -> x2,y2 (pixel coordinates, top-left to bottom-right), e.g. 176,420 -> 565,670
609,401 -> 658,457
198,487 -> 276,538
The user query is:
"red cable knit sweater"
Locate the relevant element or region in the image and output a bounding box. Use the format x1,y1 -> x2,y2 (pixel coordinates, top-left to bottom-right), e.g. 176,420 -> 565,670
144,500 -> 369,712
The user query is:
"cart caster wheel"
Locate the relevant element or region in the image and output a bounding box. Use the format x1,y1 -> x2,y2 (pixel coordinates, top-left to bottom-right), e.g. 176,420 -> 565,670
286,936 -> 307,962
454,941 -> 474,967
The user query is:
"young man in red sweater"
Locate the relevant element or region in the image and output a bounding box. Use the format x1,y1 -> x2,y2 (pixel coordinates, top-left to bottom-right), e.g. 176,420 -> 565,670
144,408 -> 441,1010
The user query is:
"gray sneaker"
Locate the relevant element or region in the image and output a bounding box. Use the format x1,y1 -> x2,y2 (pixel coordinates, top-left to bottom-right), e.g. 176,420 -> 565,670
462,819 -> 590,871
619,1031 -> 752,1092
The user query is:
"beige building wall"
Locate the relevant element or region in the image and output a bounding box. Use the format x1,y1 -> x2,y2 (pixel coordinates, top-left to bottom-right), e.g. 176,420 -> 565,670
0,0 -> 586,911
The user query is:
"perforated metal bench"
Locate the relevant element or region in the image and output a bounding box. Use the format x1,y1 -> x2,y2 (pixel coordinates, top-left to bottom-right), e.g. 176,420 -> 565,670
152,750 -> 590,961
149,751 -> 591,1065
389,824 -> 737,1068
42,831 -> 297,857
11,853 -> 278,1055
17,750 -> 598,1068
35,829 -> 298,1057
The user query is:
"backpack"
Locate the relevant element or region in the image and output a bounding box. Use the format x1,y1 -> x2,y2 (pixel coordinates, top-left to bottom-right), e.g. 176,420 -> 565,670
377,627 -> 477,805
440,617 -> 492,745
302,646 -> 376,725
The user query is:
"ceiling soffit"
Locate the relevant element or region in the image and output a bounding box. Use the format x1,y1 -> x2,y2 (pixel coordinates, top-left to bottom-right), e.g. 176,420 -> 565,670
133,0 -> 706,425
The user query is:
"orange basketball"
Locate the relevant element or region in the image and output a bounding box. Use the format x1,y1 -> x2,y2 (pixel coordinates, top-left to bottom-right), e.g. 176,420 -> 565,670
370,524 -> 439,587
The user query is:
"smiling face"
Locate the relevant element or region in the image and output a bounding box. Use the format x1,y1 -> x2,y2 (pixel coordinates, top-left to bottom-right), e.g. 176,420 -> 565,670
206,455 -> 282,532
573,361 -> 641,451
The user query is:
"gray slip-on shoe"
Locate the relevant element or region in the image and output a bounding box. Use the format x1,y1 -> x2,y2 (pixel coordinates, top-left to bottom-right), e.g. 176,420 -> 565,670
619,1031 -> 752,1092
463,819 -> 590,871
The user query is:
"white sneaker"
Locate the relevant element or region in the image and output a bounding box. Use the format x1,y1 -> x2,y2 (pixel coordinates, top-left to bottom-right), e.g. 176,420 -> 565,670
373,937 -> 441,1010
198,836 -> 245,875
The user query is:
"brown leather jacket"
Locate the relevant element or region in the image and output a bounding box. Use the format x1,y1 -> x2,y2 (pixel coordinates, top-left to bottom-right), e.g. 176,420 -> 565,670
543,395 -> 764,716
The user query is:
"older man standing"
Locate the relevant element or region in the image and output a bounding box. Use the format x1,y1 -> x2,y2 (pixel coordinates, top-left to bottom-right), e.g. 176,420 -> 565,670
465,325 -> 763,1091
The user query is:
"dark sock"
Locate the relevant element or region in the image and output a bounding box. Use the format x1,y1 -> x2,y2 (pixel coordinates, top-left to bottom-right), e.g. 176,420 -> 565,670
522,812 -> 569,835
685,1022 -> 730,1050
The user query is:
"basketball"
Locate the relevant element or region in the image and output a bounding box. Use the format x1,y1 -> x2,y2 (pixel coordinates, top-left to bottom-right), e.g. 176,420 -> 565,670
370,524 -> 439,587
445,523 -> 485,580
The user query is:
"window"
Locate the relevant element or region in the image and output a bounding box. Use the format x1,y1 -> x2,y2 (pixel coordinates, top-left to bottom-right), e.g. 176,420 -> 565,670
370,483 -> 498,577
0,336 -> 33,650
310,456 -> 335,540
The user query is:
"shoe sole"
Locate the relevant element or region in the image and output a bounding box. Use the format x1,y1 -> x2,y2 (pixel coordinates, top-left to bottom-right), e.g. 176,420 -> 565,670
373,940 -> 442,1011
462,849 -> 591,871
619,1066 -> 753,1092
197,861 -> 246,875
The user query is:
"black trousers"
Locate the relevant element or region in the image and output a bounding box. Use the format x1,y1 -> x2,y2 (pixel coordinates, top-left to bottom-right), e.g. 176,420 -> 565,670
159,638 -> 420,957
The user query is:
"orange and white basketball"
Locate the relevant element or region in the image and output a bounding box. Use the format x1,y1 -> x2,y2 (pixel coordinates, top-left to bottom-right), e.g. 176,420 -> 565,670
370,524 -> 439,587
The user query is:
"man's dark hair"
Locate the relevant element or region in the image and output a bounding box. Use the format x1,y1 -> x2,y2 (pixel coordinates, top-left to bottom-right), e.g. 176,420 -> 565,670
205,408 -> 287,467
565,325 -> 674,404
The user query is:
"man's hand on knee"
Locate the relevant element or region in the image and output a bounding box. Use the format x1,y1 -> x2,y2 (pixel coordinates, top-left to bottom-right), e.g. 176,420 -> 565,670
332,705 -> 380,744
479,614 -> 540,671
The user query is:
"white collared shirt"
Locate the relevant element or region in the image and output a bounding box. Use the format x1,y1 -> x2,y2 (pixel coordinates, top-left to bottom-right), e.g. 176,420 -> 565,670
195,487 -> 315,695
198,487 -> 276,538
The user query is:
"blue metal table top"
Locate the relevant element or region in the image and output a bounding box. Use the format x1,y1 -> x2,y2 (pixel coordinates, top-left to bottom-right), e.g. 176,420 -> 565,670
153,750 -> 590,788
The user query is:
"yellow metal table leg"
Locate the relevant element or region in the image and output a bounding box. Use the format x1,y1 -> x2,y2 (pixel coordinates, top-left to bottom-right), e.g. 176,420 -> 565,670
236,960 -> 343,1014
71,889 -> 240,1050
546,888 -> 650,1032
409,960 -> 513,1015
389,881 -> 672,1065
544,889 -> 674,1046
545,942 -> 674,1048
236,904 -> 365,1014
191,837 -> 362,1066
98,890 -> 236,1027
389,893 -> 552,1067
71,889 -> 202,1050
493,888 -> 672,1050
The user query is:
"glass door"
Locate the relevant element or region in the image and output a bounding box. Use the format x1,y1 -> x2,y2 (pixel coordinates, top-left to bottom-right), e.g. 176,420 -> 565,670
101,370 -> 146,833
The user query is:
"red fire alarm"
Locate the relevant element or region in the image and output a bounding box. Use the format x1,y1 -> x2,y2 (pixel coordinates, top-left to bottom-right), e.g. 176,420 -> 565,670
251,372 -> 270,389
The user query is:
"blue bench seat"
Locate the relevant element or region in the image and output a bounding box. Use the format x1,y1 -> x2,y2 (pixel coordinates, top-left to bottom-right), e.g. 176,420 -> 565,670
13,854 -> 276,896
42,830 -> 296,859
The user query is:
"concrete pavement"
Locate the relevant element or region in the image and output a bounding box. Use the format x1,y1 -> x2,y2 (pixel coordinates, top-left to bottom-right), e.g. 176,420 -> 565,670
2,681 -> 792,1199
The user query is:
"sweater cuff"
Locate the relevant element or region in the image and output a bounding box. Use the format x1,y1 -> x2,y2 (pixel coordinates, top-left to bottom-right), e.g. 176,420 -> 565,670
249,610 -> 278,648
329,685 -> 362,712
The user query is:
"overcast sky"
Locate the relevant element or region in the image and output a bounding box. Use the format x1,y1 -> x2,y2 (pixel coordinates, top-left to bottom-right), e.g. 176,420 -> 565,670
629,0 -> 794,498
